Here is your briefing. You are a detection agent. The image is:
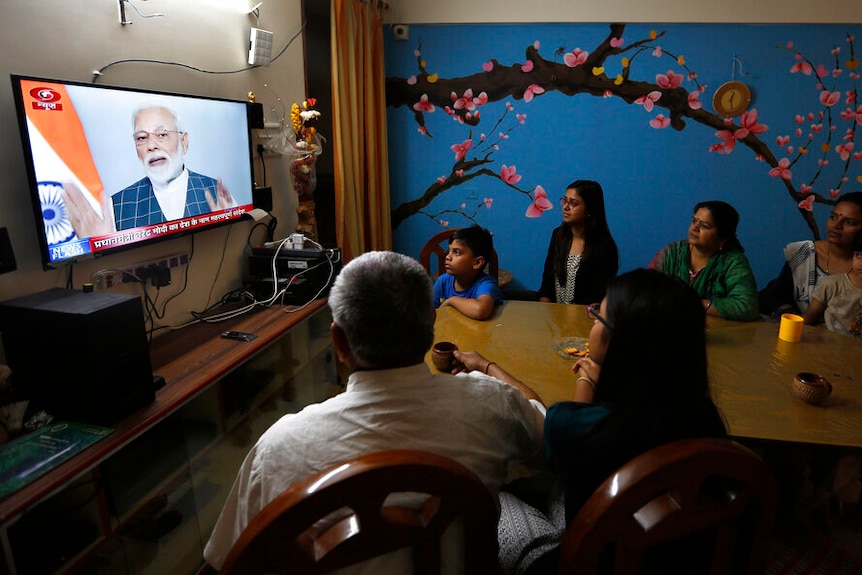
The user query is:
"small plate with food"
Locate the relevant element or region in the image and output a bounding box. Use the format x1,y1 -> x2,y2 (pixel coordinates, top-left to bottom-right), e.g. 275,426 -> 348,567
555,337 -> 590,359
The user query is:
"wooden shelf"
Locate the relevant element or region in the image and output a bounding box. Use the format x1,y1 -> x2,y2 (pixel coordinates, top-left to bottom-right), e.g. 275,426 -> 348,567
0,299 -> 331,575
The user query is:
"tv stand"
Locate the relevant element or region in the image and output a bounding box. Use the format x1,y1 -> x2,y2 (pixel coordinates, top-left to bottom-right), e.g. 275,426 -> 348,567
0,299 -> 338,575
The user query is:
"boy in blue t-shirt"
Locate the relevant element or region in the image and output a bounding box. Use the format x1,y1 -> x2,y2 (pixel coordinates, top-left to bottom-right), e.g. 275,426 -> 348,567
433,225 -> 503,320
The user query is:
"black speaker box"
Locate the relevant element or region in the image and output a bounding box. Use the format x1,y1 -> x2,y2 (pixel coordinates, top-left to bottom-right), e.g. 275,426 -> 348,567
0,288 -> 155,425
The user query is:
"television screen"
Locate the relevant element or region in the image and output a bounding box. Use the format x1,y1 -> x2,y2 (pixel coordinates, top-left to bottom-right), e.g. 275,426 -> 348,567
10,75 -> 256,268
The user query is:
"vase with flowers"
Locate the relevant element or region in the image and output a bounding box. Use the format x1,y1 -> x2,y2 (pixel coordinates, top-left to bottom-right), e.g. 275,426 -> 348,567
287,98 -> 323,241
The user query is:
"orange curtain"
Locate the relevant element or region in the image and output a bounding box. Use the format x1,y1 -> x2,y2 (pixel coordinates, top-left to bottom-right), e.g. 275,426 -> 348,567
331,0 -> 391,261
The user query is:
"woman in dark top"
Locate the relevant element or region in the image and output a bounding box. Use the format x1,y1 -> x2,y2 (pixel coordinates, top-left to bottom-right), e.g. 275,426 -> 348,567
538,180 -> 619,304
459,269 -> 728,574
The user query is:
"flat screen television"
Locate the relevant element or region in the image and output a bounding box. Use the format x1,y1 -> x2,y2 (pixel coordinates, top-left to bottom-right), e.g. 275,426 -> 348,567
10,74 -> 257,269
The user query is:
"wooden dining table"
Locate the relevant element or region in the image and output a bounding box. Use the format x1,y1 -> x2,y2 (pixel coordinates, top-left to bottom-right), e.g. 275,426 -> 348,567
428,301 -> 862,449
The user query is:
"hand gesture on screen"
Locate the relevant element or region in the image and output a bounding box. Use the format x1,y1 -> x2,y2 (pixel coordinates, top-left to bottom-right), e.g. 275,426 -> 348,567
63,183 -> 116,238
205,179 -> 235,212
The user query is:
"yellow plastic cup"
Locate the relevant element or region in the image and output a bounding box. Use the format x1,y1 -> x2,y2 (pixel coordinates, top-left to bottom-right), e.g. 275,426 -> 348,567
778,313 -> 804,343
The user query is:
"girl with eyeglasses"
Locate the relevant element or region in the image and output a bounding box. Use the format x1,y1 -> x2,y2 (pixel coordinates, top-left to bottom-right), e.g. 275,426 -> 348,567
457,269 -> 727,575
538,180 -> 619,304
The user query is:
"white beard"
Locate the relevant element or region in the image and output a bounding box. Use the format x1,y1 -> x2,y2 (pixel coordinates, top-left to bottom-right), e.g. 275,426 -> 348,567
143,147 -> 184,187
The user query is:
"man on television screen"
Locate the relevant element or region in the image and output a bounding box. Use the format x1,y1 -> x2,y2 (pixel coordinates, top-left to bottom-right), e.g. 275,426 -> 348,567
63,103 -> 235,236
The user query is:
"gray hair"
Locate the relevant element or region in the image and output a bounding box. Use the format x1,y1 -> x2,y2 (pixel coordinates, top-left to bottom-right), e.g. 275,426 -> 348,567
328,251 -> 434,367
131,101 -> 184,132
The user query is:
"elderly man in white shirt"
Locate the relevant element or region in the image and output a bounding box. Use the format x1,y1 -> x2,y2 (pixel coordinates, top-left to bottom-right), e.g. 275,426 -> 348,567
204,250 -> 546,573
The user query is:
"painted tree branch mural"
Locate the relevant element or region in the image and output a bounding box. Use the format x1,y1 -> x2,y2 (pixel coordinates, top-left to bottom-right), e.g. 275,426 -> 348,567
386,23 -> 862,237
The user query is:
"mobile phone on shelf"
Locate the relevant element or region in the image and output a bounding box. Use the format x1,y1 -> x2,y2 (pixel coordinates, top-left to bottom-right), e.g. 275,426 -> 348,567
221,331 -> 257,342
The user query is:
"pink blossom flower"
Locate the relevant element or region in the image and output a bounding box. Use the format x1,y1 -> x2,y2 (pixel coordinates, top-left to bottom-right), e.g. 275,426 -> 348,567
847,91 -> 857,104
564,48 -> 589,67
523,84 -> 545,103
711,129 -> 737,154
407,75 -> 417,85
439,220 -> 449,227
777,135 -> 790,146
450,139 -> 472,161
506,102 -> 514,111
832,47 -> 842,55
798,195 -> 815,211
526,186 -> 553,218
688,90 -> 702,110
453,89 -> 477,111
499,132 -> 509,140
769,158 -> 792,180
818,159 -> 829,166
460,203 -> 466,209
811,123 -> 824,132
649,115 -> 671,129
830,189 -> 841,199
833,69 -> 843,78
790,58 -> 813,75
855,152 -> 862,160
484,198 -> 493,209
418,126 -> 428,136
794,115 -> 805,124
412,94 -> 435,113
482,61 -> 494,72
856,105 -> 862,125
480,133 -> 486,142
500,165 -> 522,185
603,90 -> 613,98
815,64 -> 829,78
796,128 -> 803,137
436,175 -> 446,184
521,60 -> 534,73
656,70 -> 683,89
455,169 -> 464,177
800,183 -> 812,194
473,92 -> 489,107
635,91 -> 662,112
736,109 -> 768,138
610,37 -> 624,48
835,142 -> 854,161
516,114 -> 527,124
819,91 -> 841,106
652,46 -> 663,58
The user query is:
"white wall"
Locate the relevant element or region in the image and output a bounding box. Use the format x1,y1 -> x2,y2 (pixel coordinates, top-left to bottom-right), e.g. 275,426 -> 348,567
0,0 -> 307,328
386,0 -> 862,23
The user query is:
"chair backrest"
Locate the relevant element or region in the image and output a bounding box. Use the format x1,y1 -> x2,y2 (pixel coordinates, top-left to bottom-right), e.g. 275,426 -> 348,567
419,227 -> 499,280
220,449 -> 499,575
558,437 -> 778,575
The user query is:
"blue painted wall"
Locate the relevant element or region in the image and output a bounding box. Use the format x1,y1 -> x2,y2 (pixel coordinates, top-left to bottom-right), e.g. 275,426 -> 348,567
384,23 -> 862,292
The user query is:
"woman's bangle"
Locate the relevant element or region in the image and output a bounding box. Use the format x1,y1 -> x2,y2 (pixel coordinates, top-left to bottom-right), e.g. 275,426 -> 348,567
576,376 -> 596,391
484,361 -> 497,374
705,298 -> 713,311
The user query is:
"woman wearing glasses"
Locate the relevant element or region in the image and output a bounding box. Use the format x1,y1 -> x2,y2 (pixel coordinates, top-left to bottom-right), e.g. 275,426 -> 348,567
650,200 -> 759,321
538,180 -> 619,304
454,269 -> 727,575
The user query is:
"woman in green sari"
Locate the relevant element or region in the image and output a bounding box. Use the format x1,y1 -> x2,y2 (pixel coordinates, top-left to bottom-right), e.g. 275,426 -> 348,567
650,200 -> 760,321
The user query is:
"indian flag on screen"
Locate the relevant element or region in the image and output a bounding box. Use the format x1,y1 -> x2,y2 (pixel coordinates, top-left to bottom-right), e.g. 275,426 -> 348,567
21,79 -> 105,218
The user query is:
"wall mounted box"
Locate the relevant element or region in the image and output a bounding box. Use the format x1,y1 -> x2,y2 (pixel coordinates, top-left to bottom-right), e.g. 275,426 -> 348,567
0,288 -> 154,425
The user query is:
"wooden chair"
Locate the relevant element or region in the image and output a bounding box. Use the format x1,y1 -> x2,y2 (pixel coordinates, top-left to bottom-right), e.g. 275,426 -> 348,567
558,437 -> 778,575
419,227 -> 499,281
219,449 -> 498,575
